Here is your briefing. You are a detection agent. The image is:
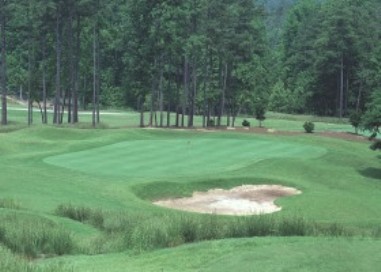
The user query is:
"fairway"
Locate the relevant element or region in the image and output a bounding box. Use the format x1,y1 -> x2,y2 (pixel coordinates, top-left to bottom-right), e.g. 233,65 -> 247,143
44,138 -> 327,178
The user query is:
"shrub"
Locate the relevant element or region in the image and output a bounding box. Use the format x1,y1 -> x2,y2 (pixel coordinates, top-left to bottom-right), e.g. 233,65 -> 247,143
349,111 -> 362,134
254,103 -> 266,127
242,119 -> 250,127
207,119 -> 215,127
303,121 -> 315,133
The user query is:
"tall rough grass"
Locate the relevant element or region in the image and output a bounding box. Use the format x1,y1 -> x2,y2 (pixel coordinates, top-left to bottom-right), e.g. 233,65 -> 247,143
0,212 -> 73,258
54,204 -> 356,254
55,204 -> 104,229
0,246 -> 73,272
0,198 -> 21,210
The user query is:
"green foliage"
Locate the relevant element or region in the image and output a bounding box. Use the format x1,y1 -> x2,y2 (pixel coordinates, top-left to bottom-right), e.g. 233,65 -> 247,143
254,102 -> 266,127
303,121 -> 315,133
370,141 -> 381,151
268,81 -> 293,113
349,111 -> 362,134
242,119 -> 250,127
362,90 -> 381,139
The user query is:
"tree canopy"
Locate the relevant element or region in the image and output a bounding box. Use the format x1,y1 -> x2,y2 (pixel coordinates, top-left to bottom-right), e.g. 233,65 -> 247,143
0,0 -> 380,127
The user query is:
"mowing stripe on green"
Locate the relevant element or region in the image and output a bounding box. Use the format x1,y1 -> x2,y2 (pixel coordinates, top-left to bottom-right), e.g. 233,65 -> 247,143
44,139 -> 326,179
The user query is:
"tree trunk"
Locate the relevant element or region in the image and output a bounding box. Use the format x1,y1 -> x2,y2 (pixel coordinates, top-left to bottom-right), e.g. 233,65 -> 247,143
92,25 -> 96,127
217,61 -> 227,127
42,42 -> 47,124
60,90 -> 66,124
202,59 -> 209,128
0,3 -> 7,125
182,57 -> 188,128
188,59 -> 196,128
54,12 -> 62,124
96,25 -> 100,124
72,15 -> 81,124
28,43 -> 32,126
356,81 -> 362,113
339,55 -> 344,119
159,87 -> 164,127
166,76 -> 171,128
139,95 -> 144,127
149,57 -> 157,127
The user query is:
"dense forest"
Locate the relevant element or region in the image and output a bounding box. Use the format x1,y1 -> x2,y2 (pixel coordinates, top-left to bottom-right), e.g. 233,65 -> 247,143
0,0 -> 380,127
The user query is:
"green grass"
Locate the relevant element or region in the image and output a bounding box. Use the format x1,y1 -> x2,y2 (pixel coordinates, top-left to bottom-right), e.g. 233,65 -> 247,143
44,138 -> 326,178
1,106 -> 381,271
40,237 -> 381,272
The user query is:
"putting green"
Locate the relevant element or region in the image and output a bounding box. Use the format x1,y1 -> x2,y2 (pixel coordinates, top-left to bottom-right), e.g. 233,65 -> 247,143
44,139 -> 326,178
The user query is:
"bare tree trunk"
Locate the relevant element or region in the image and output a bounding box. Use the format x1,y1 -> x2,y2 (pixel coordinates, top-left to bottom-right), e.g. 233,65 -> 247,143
182,57 -> 188,127
92,25 -> 96,127
339,55 -> 344,120
42,43 -> 47,124
28,43 -> 32,126
139,95 -> 144,127
54,12 -> 62,124
149,57 -> 156,127
1,2 -> 7,125
67,9 -> 74,124
356,81 -> 362,113
188,59 -> 196,128
159,79 -> 164,128
60,90 -> 66,124
217,61 -> 227,127
96,28 -> 100,124
345,68 -> 349,115
72,15 -> 81,124
175,70 -> 180,127
166,76 -> 171,128
202,59 -> 209,128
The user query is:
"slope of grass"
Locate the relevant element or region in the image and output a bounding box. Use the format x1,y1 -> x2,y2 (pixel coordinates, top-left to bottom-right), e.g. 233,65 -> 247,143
1,109 -> 381,271
40,237 -> 381,272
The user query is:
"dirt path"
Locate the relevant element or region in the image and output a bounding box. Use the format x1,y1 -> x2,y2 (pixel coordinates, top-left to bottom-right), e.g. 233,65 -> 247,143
153,185 -> 301,216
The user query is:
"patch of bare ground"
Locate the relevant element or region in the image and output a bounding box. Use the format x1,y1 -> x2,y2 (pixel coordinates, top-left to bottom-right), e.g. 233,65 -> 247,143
153,185 -> 301,216
196,126 -> 370,143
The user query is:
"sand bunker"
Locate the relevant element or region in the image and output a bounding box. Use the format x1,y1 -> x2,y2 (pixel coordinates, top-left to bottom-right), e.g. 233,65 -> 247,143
153,185 -> 301,216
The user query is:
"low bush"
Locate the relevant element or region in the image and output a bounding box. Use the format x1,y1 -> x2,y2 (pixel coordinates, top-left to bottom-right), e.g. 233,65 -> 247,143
242,119 -> 251,127
303,121 -> 315,133
349,111 -> 362,134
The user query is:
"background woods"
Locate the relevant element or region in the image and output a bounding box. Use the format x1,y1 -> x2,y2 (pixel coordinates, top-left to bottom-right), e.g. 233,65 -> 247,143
0,0 -> 380,127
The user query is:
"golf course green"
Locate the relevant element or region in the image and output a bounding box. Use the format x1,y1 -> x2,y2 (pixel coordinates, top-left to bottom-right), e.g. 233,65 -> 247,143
1,110 -> 381,271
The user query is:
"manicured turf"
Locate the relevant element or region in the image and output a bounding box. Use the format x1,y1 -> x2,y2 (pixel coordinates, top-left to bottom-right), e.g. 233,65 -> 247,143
1,108 -> 381,271
44,138 -> 326,178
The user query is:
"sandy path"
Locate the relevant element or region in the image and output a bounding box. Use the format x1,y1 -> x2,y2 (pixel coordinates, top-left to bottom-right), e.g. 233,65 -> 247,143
153,185 -> 301,216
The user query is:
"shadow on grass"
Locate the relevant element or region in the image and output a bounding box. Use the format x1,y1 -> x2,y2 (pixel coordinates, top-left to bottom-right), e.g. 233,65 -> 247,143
358,167 -> 381,180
